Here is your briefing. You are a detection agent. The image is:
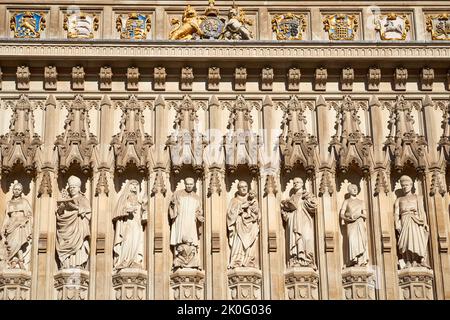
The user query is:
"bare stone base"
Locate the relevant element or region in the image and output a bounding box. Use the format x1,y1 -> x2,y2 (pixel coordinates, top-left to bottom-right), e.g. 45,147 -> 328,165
228,267 -> 262,300
342,266 -> 376,300
0,269 -> 32,300
284,267 -> 319,300
54,269 -> 89,300
398,267 -> 434,300
170,268 -> 204,300
113,268 -> 147,300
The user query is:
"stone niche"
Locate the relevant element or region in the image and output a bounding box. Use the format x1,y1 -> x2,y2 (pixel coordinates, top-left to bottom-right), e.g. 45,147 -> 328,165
284,267 -> 319,300
398,267 -> 434,300
170,268 -> 205,300
112,268 -> 147,300
0,269 -> 32,300
228,267 -> 262,300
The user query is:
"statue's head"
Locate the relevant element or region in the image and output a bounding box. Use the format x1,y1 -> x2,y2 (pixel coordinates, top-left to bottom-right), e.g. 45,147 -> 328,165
347,184 -> 358,196
399,175 -> 413,194
237,181 -> 248,196
185,177 -> 195,193
228,7 -> 238,19
12,182 -> 23,198
67,175 -> 82,197
129,180 -> 140,193
293,177 -> 304,191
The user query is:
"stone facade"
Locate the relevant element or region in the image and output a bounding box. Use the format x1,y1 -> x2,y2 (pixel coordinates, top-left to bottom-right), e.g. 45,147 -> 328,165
0,0 -> 450,300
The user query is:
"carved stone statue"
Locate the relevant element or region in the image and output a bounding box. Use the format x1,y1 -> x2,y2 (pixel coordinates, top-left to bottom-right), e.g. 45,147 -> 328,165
339,184 -> 368,267
113,180 -> 147,271
281,178 -> 318,269
227,181 -> 260,269
169,177 -> 204,270
0,183 -> 33,270
220,7 -> 253,40
56,175 -> 91,270
169,5 -> 204,40
394,175 -> 430,269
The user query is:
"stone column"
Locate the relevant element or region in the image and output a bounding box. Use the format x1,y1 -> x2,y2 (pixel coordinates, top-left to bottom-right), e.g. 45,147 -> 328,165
93,95 -> 114,299
0,269 -> 32,300
370,97 -> 398,299
206,95 -> 227,299
152,95 -> 170,299
316,96 -> 339,299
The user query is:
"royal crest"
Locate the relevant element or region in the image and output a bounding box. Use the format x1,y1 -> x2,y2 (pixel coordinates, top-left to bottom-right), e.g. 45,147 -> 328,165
375,13 -> 410,41
64,12 -> 99,39
426,14 -> 450,40
323,14 -> 358,40
200,0 -> 225,39
10,12 -> 46,38
272,13 -> 307,40
116,13 -> 151,40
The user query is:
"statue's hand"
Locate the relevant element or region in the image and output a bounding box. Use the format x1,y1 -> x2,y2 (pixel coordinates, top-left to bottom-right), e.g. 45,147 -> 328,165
197,215 -> 205,223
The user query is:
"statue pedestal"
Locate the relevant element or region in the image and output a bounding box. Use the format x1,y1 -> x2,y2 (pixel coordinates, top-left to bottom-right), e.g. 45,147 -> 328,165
342,267 -> 376,300
0,269 -> 32,300
228,267 -> 262,300
398,267 -> 434,300
112,268 -> 147,300
170,268 -> 204,300
284,267 -> 319,300
54,269 -> 89,300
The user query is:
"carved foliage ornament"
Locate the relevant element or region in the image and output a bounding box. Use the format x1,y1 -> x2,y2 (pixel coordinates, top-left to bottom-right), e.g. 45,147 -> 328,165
116,13 -> 151,40
272,13 -> 307,40
279,96 -> 317,174
64,12 -> 99,39
426,13 -> 450,41
0,95 -> 42,175
323,14 -> 358,41
375,13 -> 411,41
167,95 -> 205,173
111,95 -> 153,174
10,11 -> 46,38
55,95 -> 98,174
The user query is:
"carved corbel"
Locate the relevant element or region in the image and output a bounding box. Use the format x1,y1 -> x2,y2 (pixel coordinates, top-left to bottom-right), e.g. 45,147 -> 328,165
0,94 -> 42,175
181,66 -> 194,91
261,67 -> 274,91
330,96 -> 372,174
44,66 -> 57,90
234,67 -> 247,91
166,95 -> 206,174
314,67 -> 327,91
153,66 -> 166,91
341,67 -> 354,91
287,67 -> 301,91
208,67 -> 221,91
111,95 -> 153,174
16,65 -> 30,90
394,67 -> 407,91
367,67 -> 381,91
71,66 -> 85,90
420,67 -> 434,91
55,95 -> 98,174
127,67 -> 140,91
99,66 -> 113,90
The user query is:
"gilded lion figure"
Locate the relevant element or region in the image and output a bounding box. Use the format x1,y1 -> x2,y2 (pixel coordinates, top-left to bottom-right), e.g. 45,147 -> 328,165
169,5 -> 205,40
